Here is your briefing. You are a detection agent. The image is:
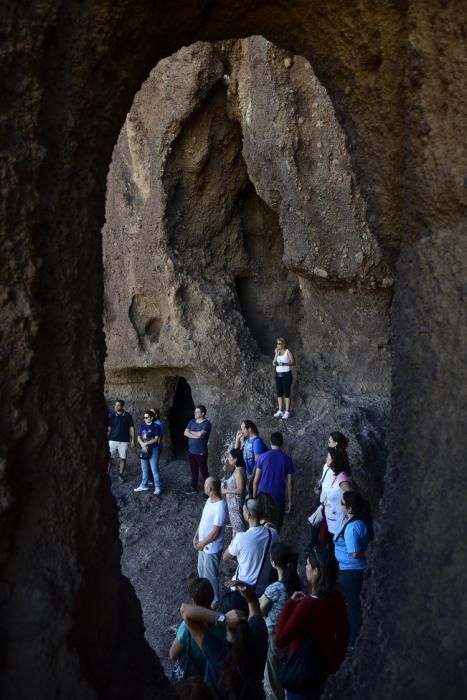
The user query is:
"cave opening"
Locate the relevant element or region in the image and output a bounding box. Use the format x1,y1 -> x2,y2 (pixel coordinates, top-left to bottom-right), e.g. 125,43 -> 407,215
102,35 -> 391,688
168,377 -> 195,458
4,0 -> 462,694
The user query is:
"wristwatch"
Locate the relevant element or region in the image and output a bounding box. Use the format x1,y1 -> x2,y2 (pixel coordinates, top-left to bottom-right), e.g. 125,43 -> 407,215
215,612 -> 226,625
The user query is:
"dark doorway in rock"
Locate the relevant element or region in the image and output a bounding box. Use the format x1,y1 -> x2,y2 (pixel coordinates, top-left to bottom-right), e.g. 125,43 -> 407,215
169,377 -> 195,458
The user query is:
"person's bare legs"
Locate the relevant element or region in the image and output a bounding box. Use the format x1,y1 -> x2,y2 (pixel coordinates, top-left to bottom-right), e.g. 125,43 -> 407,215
284,397 -> 291,412
119,457 -> 126,479
274,396 -> 285,416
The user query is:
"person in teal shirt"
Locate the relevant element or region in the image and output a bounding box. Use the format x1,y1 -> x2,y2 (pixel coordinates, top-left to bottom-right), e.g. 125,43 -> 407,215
169,578 -> 225,680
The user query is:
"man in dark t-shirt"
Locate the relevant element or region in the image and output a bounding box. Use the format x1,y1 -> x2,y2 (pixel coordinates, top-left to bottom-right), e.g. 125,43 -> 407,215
107,399 -> 135,482
184,404 -> 212,494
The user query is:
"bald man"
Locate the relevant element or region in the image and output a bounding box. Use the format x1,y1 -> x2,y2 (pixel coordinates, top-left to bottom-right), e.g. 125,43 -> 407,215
223,497 -> 279,596
192,477 -> 228,607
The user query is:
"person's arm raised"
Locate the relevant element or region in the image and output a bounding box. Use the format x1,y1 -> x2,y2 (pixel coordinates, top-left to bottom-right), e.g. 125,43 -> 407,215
231,580 -> 261,618
180,603 -> 217,649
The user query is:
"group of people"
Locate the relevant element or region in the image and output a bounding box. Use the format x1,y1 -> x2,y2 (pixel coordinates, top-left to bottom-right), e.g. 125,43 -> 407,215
107,399 -> 165,494
106,345 -> 379,699
166,432 -> 378,699
106,334 -> 297,495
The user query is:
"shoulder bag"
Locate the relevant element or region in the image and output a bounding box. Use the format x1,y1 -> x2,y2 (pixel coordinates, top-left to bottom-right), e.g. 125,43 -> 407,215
253,527 -> 273,595
136,445 -> 152,459
281,636 -> 325,693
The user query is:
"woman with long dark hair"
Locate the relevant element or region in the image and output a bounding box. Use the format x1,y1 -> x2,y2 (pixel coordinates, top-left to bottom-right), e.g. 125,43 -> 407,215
275,547 -> 348,700
308,432 -> 352,547
221,448 -> 247,538
180,583 -> 268,699
260,542 -> 301,700
334,491 -> 379,653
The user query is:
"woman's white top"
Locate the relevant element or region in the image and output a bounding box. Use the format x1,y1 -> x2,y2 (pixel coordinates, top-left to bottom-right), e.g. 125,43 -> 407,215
320,465 -> 352,535
276,349 -> 292,374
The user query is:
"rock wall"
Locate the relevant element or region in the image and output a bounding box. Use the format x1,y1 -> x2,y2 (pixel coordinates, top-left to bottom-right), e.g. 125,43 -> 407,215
104,39 -> 391,512
1,1 -> 466,698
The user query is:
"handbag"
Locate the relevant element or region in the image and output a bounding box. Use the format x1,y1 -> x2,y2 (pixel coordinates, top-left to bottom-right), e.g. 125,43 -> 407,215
136,445 -> 152,459
308,504 -> 324,528
308,467 -> 330,522
170,636 -> 197,684
280,636 -> 325,693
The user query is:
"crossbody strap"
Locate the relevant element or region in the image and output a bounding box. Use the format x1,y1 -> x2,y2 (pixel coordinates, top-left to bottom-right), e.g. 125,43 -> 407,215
254,527 -> 272,588
318,467 -> 330,495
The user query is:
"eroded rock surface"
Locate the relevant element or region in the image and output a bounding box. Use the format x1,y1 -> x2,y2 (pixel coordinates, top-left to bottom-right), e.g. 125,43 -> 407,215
104,39 -> 391,491
102,37 -> 391,667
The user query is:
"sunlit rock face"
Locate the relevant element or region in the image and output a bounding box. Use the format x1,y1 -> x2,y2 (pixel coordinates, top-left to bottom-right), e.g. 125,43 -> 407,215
103,39 -> 391,515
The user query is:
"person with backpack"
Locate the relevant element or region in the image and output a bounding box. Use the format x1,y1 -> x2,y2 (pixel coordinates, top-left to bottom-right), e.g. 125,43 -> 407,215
223,497 -> 279,596
275,547 -> 348,699
334,491 -> 379,653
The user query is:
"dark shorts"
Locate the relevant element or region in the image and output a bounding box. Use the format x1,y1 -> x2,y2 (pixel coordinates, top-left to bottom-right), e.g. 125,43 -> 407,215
275,371 -> 292,398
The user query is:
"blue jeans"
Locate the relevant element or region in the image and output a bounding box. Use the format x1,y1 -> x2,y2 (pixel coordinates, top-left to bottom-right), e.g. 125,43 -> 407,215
140,447 -> 161,490
339,568 -> 364,645
197,550 -> 222,605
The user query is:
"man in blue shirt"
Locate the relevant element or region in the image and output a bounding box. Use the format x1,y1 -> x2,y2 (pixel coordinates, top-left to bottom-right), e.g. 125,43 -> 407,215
184,405 -> 212,494
234,420 -> 268,480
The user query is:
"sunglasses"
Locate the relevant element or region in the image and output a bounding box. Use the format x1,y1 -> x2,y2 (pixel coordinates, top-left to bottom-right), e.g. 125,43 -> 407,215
144,415 -> 151,419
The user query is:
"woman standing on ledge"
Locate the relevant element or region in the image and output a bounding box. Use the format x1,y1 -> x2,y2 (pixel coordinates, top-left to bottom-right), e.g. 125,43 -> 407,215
273,337 -> 295,419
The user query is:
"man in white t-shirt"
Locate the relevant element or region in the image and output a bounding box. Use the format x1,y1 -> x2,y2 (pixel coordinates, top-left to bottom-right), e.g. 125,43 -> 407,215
193,477 -> 227,607
223,497 -> 279,595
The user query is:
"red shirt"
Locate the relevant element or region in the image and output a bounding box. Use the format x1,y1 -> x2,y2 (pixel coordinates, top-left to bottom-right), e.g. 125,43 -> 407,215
275,591 -> 349,677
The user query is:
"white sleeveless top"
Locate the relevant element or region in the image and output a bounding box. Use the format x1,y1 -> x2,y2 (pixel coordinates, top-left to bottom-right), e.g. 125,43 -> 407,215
276,349 -> 292,374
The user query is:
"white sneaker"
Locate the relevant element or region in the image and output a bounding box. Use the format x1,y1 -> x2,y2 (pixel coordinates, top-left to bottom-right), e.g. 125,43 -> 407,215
282,411 -> 290,419
134,485 -> 149,492
153,488 -> 161,496
274,409 -> 284,417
